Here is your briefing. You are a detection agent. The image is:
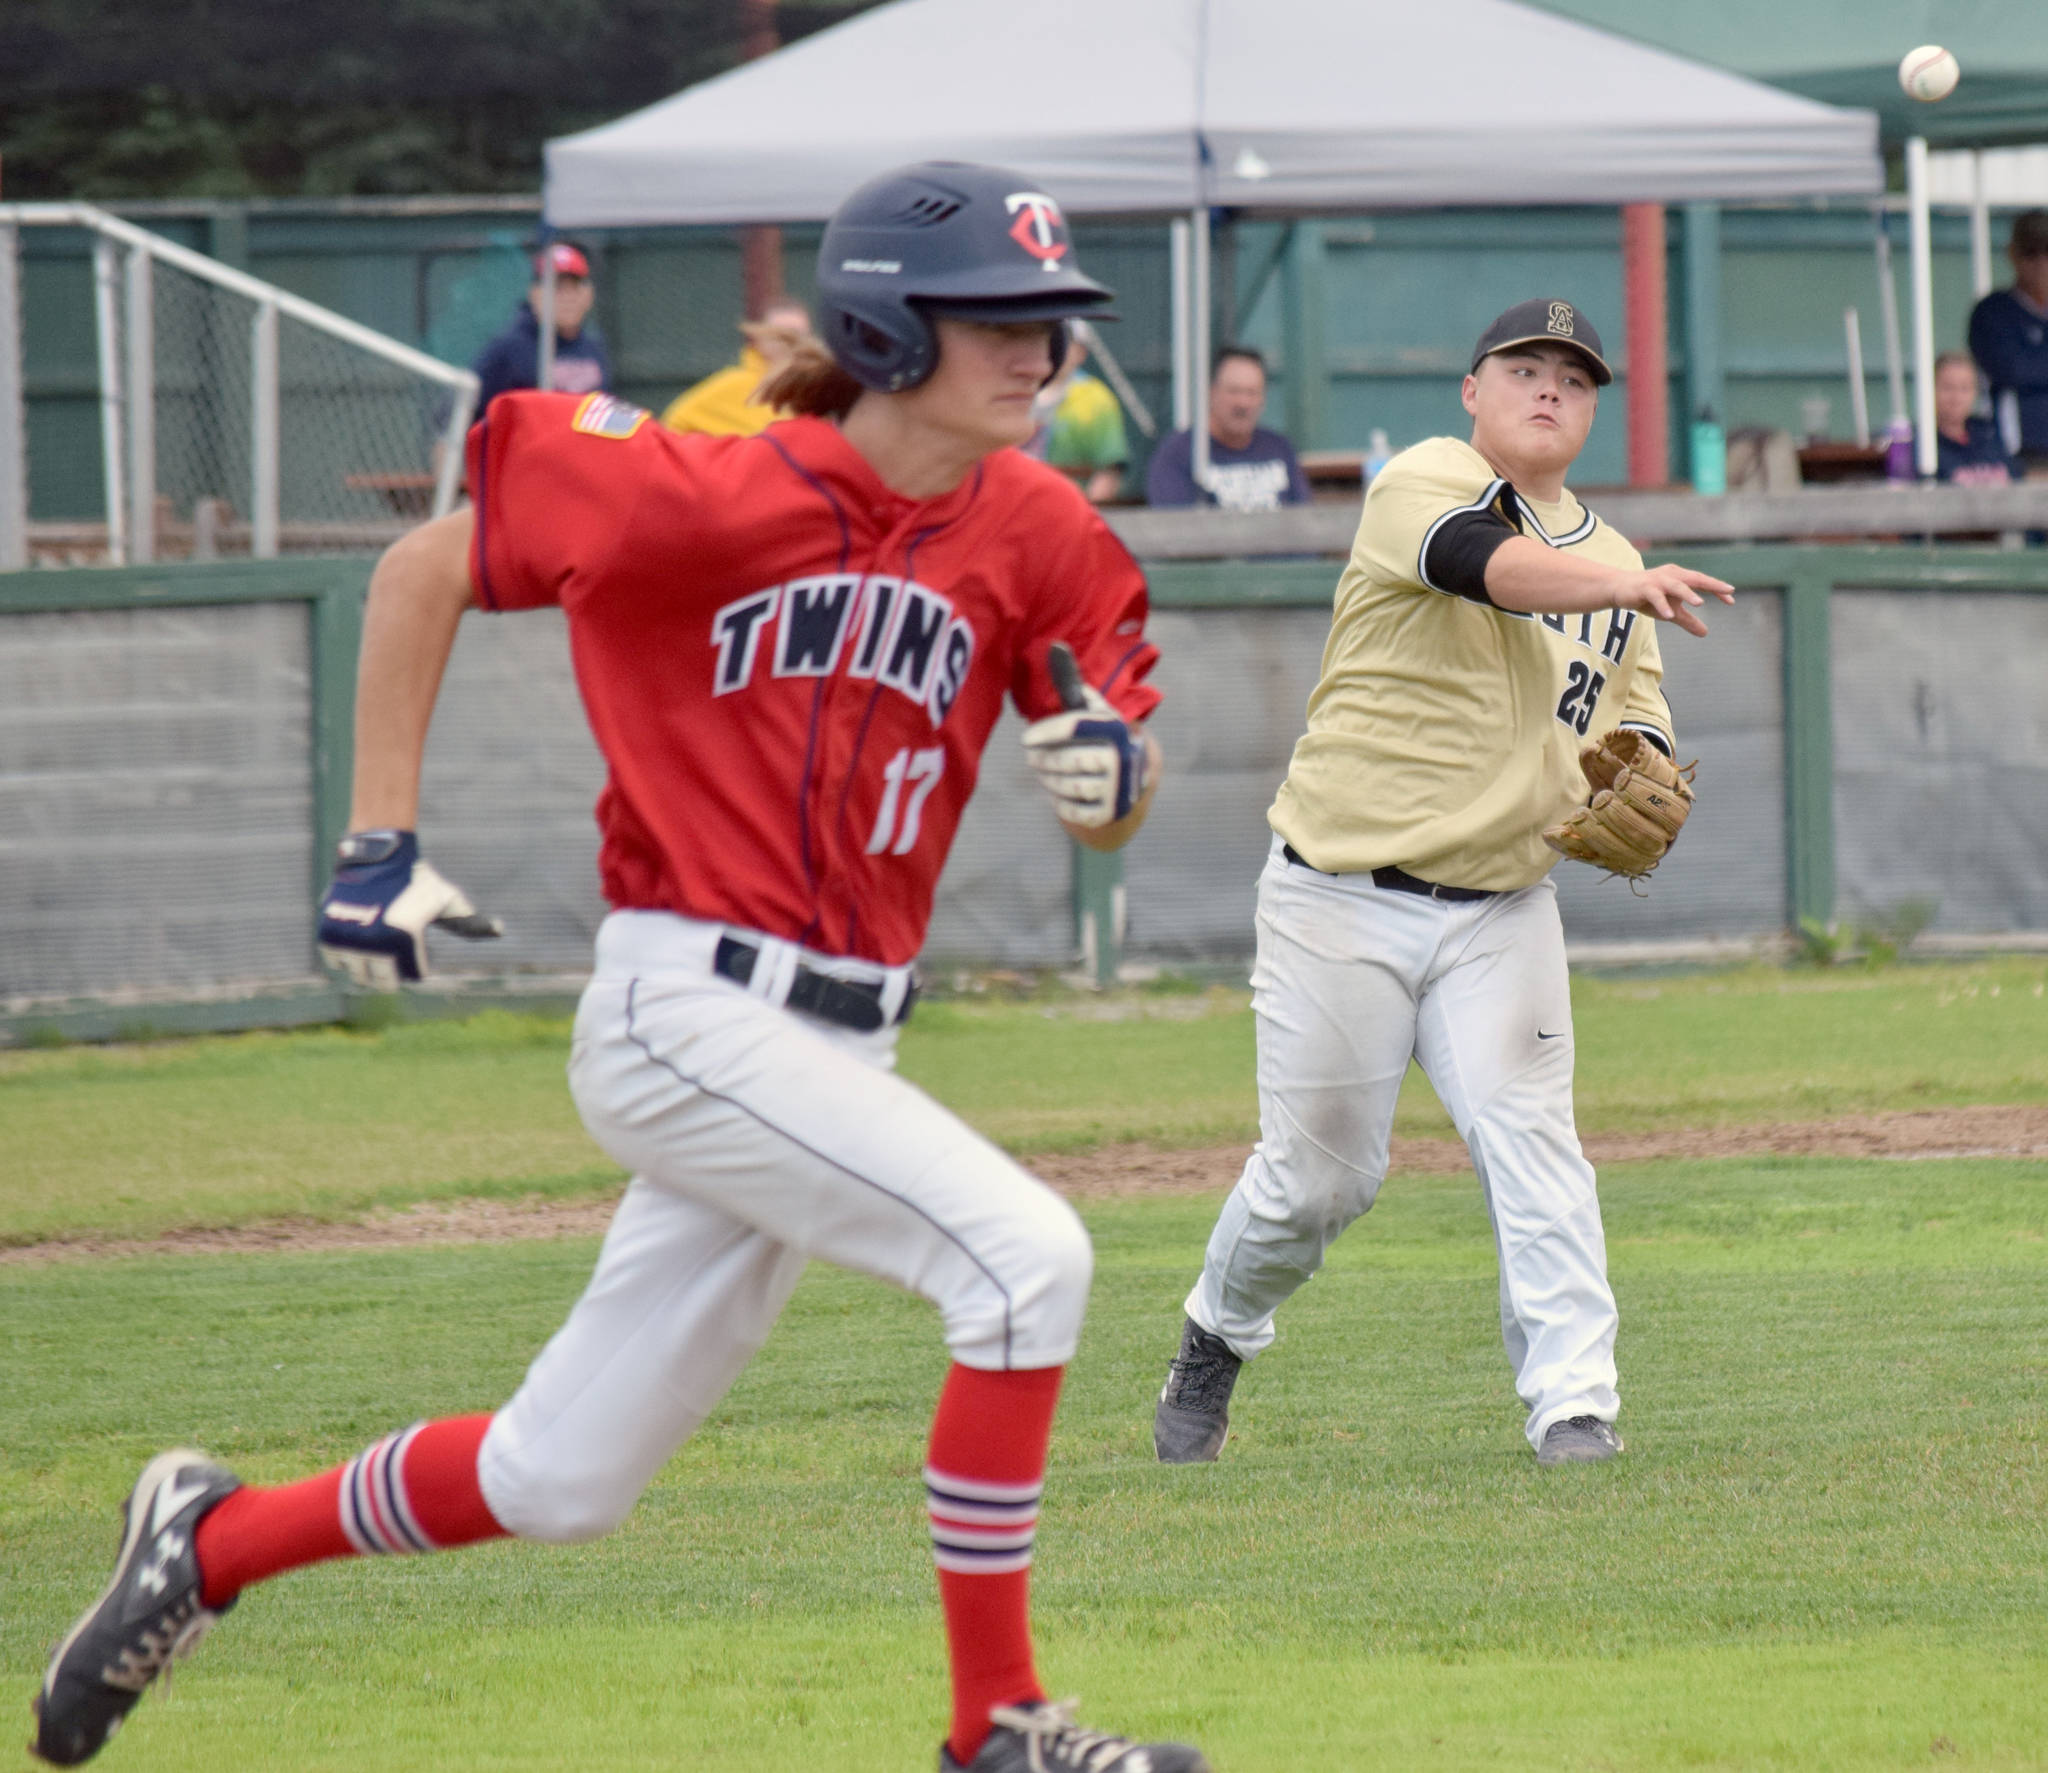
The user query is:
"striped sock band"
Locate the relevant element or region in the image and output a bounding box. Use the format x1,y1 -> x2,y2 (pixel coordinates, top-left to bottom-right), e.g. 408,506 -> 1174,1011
924,1464 -> 1041,1576
337,1423 -> 437,1556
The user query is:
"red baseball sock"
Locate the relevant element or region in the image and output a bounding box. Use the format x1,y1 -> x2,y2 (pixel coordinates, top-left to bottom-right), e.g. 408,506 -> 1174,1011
195,1413 -> 506,1608
926,1362 -> 1064,1765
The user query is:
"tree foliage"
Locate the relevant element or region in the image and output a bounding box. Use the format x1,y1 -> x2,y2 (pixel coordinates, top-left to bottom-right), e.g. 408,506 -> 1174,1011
0,0 -> 877,198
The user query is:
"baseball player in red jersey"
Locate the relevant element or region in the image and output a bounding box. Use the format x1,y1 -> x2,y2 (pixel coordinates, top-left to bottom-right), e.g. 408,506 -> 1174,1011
31,163 -> 1207,1773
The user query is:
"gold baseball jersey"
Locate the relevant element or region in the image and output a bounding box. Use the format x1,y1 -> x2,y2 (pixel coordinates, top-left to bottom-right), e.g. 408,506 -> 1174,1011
1269,434 -> 1674,890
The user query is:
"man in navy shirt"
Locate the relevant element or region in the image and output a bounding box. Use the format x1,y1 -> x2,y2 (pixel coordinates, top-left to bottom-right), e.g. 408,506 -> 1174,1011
471,242 -> 612,417
1967,210 -> 2048,468
1147,347 -> 1310,511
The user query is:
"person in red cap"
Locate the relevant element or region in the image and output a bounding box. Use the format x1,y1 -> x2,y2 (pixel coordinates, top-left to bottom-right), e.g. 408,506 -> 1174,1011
469,240 -> 612,416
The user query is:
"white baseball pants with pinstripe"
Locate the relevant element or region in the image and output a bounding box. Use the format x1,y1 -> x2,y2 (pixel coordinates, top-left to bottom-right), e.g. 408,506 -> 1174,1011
1185,836 -> 1619,1448
478,911 -> 1092,1544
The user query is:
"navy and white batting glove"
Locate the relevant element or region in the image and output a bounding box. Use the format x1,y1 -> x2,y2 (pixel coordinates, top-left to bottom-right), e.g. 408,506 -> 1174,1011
317,829 -> 502,990
1021,685 -> 1151,828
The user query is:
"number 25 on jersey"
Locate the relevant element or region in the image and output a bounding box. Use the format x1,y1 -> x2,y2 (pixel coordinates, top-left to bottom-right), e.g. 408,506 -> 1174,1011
1556,660 -> 1606,737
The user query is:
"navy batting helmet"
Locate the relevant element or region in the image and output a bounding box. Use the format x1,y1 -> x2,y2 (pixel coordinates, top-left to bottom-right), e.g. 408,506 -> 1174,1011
817,162 -> 1115,394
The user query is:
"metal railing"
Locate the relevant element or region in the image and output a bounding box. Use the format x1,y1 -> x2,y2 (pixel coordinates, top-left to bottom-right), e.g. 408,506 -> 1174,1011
1102,480 -> 2048,559
0,203 -> 479,571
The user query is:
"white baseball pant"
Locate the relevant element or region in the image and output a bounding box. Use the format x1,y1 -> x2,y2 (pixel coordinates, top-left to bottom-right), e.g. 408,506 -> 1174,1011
1186,837 -> 1618,1447
479,911 -> 1092,1543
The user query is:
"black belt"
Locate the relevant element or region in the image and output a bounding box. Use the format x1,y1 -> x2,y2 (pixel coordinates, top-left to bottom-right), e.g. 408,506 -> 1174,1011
713,935 -> 919,1033
1282,843 -> 1498,903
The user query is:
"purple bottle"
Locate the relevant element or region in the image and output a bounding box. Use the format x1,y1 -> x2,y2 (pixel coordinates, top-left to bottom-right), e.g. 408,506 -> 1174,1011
1884,417 -> 1915,481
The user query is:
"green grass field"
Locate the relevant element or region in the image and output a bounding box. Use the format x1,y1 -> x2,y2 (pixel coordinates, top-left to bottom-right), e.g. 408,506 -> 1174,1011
4,957 -> 2046,1245
4,960 -> 2047,1769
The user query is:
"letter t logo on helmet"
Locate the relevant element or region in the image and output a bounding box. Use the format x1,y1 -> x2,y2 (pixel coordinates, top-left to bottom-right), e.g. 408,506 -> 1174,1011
817,162 -> 1115,393
1004,192 -> 1069,270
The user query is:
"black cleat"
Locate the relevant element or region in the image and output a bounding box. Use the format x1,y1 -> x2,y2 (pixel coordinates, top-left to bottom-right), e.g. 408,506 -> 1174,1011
31,1449 -> 240,1766
1536,1415 -> 1624,1467
942,1699 -> 1210,1773
1153,1315 -> 1241,1465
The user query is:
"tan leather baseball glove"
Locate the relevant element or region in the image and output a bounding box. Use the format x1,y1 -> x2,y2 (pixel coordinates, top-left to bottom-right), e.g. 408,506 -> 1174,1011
1542,729 -> 1696,881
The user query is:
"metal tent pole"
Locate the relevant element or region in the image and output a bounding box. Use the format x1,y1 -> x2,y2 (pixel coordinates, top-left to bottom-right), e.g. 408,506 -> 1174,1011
1907,137 -> 1937,478
124,246 -> 154,564
1189,207 -> 1212,493
0,223 -> 26,571
1169,217 -> 1191,431
1844,307 -> 1870,447
1875,215 -> 1907,428
92,236 -> 126,566
535,247 -> 557,393
1969,149 -> 1994,297
1681,203 -> 1723,440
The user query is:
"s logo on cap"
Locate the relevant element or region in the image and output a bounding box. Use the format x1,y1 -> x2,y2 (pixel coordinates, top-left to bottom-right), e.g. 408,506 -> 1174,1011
1547,302 -> 1575,337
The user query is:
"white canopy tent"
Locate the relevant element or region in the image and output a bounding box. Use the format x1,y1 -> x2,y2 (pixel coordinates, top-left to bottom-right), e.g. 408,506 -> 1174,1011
546,0 -> 1877,220
544,0 -> 1879,478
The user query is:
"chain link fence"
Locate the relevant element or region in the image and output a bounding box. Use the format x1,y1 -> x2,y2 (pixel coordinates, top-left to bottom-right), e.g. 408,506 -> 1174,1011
0,204 -> 477,570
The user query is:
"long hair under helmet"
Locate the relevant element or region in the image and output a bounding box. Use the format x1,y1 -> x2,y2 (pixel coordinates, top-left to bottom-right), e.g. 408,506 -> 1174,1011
816,162 -> 1115,394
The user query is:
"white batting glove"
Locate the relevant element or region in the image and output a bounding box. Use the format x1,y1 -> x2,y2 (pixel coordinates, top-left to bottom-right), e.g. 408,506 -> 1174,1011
1022,676 -> 1151,828
316,829 -> 502,990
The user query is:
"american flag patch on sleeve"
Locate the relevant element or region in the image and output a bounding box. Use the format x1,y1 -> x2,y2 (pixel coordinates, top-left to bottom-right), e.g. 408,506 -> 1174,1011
571,394 -> 649,440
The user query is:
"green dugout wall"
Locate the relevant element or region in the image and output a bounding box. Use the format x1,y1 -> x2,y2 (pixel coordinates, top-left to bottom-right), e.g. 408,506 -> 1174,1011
11,197 -> 2012,519
4,548 -> 2045,1042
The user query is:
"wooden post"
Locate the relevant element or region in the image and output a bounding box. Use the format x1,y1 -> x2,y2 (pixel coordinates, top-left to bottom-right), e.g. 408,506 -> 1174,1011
1622,203 -> 1669,489
740,0 -> 783,316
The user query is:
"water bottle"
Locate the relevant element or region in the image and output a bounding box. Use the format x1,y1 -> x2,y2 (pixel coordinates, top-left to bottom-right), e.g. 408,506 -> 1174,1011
1690,408 -> 1726,496
1363,428 -> 1392,485
1885,416 -> 1915,482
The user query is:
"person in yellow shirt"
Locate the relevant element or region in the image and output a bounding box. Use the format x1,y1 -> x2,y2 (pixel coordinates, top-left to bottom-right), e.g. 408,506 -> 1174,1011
1026,328 -> 1129,502
660,298 -> 814,436
1152,299 -> 1733,1470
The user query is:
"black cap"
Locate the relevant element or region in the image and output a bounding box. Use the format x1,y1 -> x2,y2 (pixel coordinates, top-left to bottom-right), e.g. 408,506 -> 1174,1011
2010,209 -> 2048,255
1469,299 -> 1612,386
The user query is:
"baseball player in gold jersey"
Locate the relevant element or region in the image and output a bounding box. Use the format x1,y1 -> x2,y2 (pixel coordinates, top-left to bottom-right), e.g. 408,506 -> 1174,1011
1153,299 -> 1733,1468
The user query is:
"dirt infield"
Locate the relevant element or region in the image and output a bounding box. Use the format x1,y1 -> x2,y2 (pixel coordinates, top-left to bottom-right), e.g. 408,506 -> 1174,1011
1030,1104 -> 2048,1195
7,1105 -> 2046,1267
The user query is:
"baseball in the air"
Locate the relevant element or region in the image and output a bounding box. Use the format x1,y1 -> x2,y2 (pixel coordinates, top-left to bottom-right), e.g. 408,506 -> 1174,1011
1899,45 -> 1960,103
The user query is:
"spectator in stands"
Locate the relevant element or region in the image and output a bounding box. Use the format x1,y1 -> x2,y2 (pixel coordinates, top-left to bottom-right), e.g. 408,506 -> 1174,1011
1026,324 -> 1129,503
661,298 -> 814,436
1146,346 -> 1310,512
1933,350 -> 2022,485
471,243 -> 610,417
1967,209 -> 2048,470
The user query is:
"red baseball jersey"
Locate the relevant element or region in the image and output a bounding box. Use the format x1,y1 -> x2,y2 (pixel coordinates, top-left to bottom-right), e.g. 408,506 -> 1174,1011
467,392 -> 1160,967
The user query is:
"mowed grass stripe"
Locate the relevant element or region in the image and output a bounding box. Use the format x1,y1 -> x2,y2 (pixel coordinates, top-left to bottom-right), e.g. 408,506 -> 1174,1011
4,1165 -> 2045,1769
4,958 -> 2047,1245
